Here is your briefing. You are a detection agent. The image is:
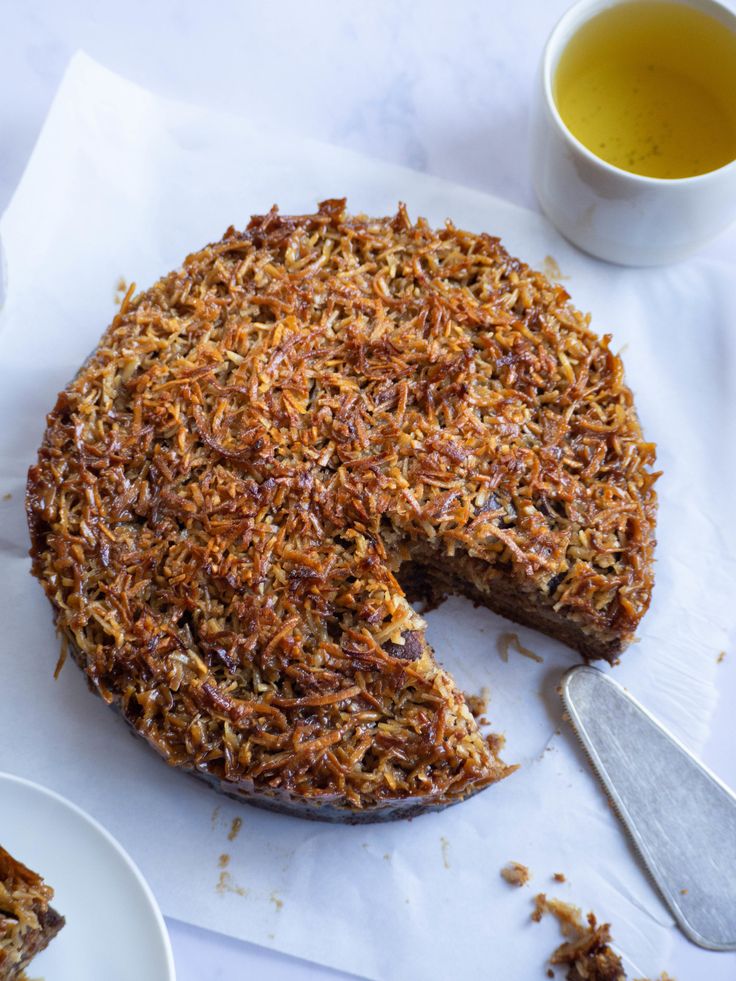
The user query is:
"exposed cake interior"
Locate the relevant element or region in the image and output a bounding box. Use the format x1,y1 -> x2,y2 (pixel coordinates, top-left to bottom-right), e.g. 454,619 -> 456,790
27,200 -> 657,819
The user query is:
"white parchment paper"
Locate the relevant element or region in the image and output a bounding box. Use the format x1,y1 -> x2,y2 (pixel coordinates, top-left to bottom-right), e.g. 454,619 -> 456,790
1,53 -> 734,980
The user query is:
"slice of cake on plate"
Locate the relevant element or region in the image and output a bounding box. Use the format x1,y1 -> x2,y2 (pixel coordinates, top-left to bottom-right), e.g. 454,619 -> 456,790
0,846 -> 64,980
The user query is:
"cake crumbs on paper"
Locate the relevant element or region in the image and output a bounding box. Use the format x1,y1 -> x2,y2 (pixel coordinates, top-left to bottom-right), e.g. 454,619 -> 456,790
531,893 -> 675,981
218,853 -> 230,869
2,492 -> 11,501
500,861 -> 530,887
532,893 -> 625,979
717,651 -> 727,664
440,836 -> 450,869
270,891 -> 283,911
465,687 -> 489,719
542,255 -> 570,282
227,816 -> 243,841
211,805 -> 221,829
486,732 -> 507,756
553,872 -> 566,883
113,276 -> 128,303
497,631 -> 543,664
215,871 -> 247,897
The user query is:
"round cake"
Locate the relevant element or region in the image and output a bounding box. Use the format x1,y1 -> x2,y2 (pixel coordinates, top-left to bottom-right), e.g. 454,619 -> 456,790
27,200 -> 657,822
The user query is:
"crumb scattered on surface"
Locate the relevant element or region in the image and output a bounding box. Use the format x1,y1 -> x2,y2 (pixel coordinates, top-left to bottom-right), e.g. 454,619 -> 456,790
270,891 -> 283,911
383,853 -> 390,861
531,893 -> 674,981
218,853 -> 230,868
487,732 -> 507,755
532,893 -> 625,980
228,816 -> 243,841
542,255 -> 569,282
440,836 -> 450,869
497,631 -> 543,664
717,651 -> 727,664
211,806 -> 221,829
2,492 -> 11,501
501,861 -> 530,887
465,687 -> 489,718
553,872 -> 566,883
634,976 -> 677,981
215,871 -> 247,897
679,888 -> 687,895
114,276 -> 128,304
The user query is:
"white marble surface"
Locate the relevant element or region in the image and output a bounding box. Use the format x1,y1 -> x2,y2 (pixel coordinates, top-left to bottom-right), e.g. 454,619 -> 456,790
1,2 -> 734,979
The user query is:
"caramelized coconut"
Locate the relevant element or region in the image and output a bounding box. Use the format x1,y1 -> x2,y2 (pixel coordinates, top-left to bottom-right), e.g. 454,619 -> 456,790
27,200 -> 656,820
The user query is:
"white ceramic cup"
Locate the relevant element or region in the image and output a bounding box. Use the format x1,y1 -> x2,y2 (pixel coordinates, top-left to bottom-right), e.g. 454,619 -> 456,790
530,0 -> 736,266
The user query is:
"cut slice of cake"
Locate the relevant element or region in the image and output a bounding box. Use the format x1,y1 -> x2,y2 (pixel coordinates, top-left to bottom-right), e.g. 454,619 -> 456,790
0,846 -> 64,980
27,200 -> 657,821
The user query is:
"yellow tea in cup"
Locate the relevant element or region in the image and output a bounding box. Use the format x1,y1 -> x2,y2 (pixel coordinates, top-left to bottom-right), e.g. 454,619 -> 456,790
554,1 -> 736,179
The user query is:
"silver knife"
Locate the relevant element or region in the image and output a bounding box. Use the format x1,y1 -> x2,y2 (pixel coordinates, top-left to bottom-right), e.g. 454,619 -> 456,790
561,665 -> 736,951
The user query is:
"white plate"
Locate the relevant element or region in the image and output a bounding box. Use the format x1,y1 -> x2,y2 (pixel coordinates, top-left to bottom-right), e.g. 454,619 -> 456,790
1,772 -> 176,981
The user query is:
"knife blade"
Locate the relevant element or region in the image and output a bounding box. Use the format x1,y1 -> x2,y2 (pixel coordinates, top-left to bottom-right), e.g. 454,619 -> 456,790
561,664 -> 736,951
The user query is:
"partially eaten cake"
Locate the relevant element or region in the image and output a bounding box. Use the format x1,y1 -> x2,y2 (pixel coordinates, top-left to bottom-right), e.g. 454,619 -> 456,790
0,846 -> 64,980
27,200 -> 657,821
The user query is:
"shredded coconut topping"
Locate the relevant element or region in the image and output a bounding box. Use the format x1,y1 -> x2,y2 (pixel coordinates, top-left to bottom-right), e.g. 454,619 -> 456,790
27,200 -> 656,818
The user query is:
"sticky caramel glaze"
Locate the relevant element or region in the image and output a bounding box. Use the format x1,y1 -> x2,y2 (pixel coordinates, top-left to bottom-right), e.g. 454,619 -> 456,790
27,200 -> 657,820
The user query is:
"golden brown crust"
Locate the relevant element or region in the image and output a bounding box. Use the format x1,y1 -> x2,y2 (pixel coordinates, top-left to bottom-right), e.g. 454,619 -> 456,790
26,199 -> 656,819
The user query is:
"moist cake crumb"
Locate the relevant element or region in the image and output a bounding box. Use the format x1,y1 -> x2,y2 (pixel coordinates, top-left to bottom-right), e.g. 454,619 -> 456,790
465,688 -> 490,718
532,893 -> 674,981
497,632 -> 543,664
532,892 -> 625,980
501,861 -> 531,886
